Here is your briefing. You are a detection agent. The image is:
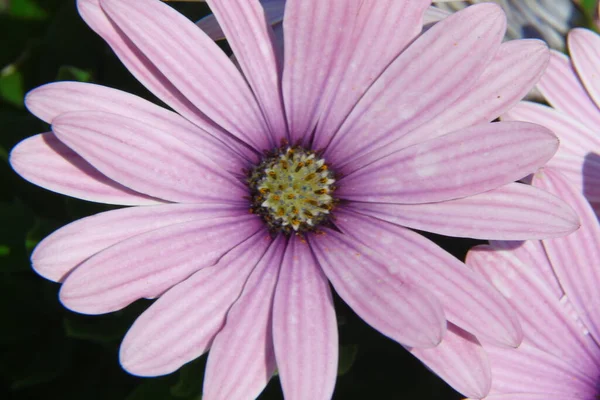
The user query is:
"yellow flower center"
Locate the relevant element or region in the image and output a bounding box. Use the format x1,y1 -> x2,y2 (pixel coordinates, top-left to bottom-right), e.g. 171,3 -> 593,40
248,146 -> 336,234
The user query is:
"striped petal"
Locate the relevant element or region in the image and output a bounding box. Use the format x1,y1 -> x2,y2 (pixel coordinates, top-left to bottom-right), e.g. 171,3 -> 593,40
485,343 -> 597,397
503,101 -> 600,161
196,0 -> 285,41
409,324 -> 491,399
60,212 -> 263,314
98,0 -> 272,151
337,122 -> 558,204
467,245 -> 600,372
533,168 -> 600,343
76,0 -> 258,161
119,231 -> 272,376
10,133 -> 159,206
202,236 -> 285,400
51,111 -> 246,204
281,0 -> 361,143
482,395 -> 586,400
325,210 -> 522,347
206,0 -> 287,144
422,5 -> 451,25
324,3 -> 506,165
537,50 -> 600,129
310,228 -> 446,348
547,154 -> 600,203
311,0 -> 430,151
273,237 -> 337,400
25,82 -> 252,171
32,203 -> 244,282
345,182 -> 578,240
489,240 -> 563,298
391,39 -> 549,152
340,39 -> 550,175
568,28 -> 600,111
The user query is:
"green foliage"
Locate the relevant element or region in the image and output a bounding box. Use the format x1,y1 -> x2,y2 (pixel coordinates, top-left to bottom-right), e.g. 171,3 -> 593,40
0,65 -> 25,107
7,0 -> 47,19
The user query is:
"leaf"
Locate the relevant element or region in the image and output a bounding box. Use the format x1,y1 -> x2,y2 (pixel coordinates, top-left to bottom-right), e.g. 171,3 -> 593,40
170,357 -> 205,399
0,145 -> 8,163
338,344 -> 358,376
0,200 -> 34,271
56,65 -> 93,82
8,0 -> 47,19
0,64 -> 25,108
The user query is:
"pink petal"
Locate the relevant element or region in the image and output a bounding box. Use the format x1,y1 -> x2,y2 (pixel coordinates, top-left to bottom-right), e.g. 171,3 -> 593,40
281,0 -> 362,143
202,236 -> 286,400
10,133 -> 159,206
568,28 -> 600,112
25,82 -> 253,171
76,0 -> 258,161
328,209 -> 523,347
32,203 -> 245,282
272,237 -> 337,400
309,231 -> 446,348
547,155 -> 600,203
206,0 -> 287,145
337,122 -> 558,204
346,182 -> 578,240
97,0 -> 273,151
196,0 -> 285,41
533,168 -> 600,343
467,245 -> 600,372
60,212 -> 263,314
489,240 -> 563,298
341,39 -> 550,175
311,0 -> 430,151
324,3 -> 506,165
394,39 -> 549,152
119,231 -> 272,376
537,50 -> 600,130
51,111 -> 246,204
502,101 -> 600,161
422,6 -> 451,25
485,342 -> 596,397
482,395 -> 586,400
409,324 -> 491,399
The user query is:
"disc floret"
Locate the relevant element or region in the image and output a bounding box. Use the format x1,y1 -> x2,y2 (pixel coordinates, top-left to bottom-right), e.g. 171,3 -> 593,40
248,146 -> 336,234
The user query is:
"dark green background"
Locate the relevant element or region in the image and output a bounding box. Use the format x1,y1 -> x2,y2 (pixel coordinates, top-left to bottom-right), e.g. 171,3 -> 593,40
1,1 -> 596,399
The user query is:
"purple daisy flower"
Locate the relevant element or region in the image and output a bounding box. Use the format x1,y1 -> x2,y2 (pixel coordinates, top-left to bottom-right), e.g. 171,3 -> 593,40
9,0 -> 579,398
467,167 -> 600,400
432,0 -> 581,51
503,28 -> 600,214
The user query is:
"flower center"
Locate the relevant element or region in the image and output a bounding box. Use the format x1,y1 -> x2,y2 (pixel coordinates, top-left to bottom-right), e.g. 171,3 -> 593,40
247,146 -> 336,234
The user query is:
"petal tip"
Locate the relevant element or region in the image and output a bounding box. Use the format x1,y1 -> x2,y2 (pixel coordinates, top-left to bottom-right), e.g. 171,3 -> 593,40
59,280 -> 106,316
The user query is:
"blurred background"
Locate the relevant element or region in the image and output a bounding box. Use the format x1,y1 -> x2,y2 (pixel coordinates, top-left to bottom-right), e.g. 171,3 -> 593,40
0,1 -> 598,399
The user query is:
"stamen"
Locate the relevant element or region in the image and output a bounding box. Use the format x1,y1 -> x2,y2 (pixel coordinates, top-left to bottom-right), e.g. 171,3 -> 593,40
247,145 -> 337,235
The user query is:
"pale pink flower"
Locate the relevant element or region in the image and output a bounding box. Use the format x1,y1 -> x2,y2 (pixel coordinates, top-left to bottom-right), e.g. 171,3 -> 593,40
503,27 -> 600,214
467,167 -> 600,400
433,0 -> 581,51
9,0 -> 579,398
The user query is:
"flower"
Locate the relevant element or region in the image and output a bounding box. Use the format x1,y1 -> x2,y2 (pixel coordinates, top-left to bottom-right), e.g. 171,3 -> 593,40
9,0 -> 579,398
466,167 -> 600,400
503,27 -> 600,215
432,0 -> 582,51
